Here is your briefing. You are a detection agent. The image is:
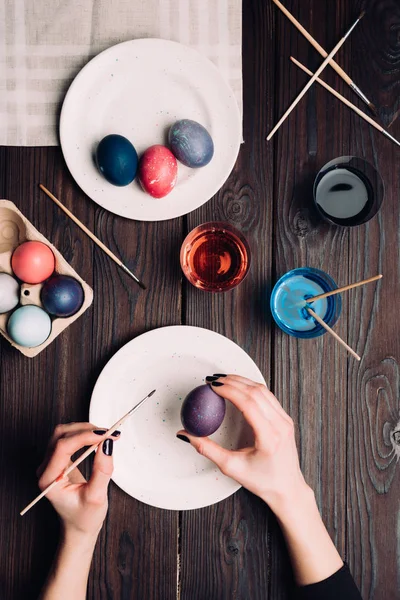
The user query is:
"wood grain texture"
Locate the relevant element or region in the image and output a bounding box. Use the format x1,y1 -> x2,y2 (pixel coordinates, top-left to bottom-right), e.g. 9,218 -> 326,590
179,1 -> 275,598
0,147 -> 95,600
353,0 -> 400,127
346,6 -> 400,594
270,1 -> 355,597
88,196 -> 182,600
1,1 -> 400,599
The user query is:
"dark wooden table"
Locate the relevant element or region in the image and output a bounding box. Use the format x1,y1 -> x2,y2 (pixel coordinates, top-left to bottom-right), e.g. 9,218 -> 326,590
1,1 -> 399,598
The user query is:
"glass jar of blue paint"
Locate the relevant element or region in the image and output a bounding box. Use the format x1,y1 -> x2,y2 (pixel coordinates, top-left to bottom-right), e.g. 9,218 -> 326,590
270,267 -> 342,339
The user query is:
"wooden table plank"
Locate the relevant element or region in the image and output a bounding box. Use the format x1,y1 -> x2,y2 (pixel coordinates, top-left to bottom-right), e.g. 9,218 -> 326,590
0,148 -> 96,599
88,206 -> 182,600
1,2 -> 399,599
270,0 -> 357,597
345,4 -> 400,596
179,1 -> 275,598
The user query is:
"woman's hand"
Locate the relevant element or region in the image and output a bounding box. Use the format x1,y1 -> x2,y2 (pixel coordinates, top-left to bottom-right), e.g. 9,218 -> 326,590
177,375 -> 345,587
177,374 -> 310,517
37,423 -> 119,538
38,423 -> 120,599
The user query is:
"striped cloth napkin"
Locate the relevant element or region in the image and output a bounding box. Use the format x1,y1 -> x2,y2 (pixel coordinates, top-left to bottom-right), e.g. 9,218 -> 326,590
0,0 -> 242,146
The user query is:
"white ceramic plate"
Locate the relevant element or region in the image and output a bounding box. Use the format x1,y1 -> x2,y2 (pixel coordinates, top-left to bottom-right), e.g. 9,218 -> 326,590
89,326 -> 265,510
60,39 -> 241,221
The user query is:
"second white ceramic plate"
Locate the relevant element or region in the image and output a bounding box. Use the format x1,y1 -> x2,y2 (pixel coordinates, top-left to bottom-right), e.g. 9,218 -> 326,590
89,326 -> 265,510
60,39 -> 241,221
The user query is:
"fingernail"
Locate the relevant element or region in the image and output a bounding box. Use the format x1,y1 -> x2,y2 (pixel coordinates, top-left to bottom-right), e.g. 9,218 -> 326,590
176,434 -> 190,444
94,429 -> 121,437
103,439 -> 113,456
212,381 -> 224,387
213,373 -> 227,377
206,376 -> 219,382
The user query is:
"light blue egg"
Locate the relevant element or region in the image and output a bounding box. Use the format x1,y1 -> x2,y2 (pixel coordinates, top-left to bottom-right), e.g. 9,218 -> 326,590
7,305 -> 52,347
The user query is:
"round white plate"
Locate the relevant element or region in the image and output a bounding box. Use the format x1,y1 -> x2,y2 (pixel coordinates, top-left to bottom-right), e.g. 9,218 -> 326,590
60,39 -> 241,221
89,326 -> 265,510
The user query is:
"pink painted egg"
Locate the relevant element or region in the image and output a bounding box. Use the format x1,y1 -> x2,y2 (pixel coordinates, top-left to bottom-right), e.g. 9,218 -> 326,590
138,145 -> 178,198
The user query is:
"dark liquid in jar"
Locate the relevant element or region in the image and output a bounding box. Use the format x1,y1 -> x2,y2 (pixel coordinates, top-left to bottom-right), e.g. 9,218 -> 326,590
315,166 -> 374,226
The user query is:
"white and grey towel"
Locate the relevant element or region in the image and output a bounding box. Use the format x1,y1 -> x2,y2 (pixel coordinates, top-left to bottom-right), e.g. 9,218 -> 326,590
0,0 -> 242,146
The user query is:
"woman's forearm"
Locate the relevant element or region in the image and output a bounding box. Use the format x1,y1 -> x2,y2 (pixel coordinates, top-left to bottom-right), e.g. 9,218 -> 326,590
269,485 -> 344,586
40,528 -> 98,600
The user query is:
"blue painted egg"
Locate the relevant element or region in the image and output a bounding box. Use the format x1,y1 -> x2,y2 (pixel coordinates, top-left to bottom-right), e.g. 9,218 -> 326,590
181,384 -> 226,437
7,305 -> 51,347
169,119 -> 214,168
96,134 -> 138,186
41,275 -> 84,317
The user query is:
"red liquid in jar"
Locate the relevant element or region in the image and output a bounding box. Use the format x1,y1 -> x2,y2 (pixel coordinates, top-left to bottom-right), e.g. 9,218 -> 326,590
182,226 -> 250,291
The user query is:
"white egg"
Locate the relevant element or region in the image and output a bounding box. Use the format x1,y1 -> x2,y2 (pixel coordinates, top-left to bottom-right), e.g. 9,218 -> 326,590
0,272 -> 20,314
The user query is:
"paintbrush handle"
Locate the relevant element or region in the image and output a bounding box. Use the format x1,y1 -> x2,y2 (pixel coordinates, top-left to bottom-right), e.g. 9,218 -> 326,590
39,184 -> 123,267
39,184 -> 146,289
307,308 -> 361,361
290,58 -> 382,132
20,391 -> 155,516
309,275 -> 382,303
273,0 -> 353,85
267,13 -> 363,140
20,420 -> 126,516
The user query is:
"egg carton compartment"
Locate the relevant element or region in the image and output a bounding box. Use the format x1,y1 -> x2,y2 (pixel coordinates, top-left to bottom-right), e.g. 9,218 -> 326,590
0,200 -> 93,357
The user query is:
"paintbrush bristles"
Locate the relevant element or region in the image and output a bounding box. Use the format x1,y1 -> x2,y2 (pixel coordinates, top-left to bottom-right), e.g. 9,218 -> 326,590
272,0 -> 374,111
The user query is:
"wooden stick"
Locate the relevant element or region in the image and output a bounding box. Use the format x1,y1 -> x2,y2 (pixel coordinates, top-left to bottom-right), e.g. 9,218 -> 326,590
39,184 -> 146,289
267,12 -> 364,141
20,389 -> 156,516
308,274 -> 382,303
290,58 -> 400,148
306,307 -> 361,361
272,0 -> 375,112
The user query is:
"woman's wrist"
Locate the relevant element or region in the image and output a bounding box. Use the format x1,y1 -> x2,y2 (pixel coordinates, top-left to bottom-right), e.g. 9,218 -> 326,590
261,481 -> 315,524
61,524 -> 100,553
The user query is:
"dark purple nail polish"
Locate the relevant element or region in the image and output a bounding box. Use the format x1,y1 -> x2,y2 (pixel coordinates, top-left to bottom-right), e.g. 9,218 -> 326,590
103,439 -> 113,456
211,381 -> 224,387
206,376 -> 219,382
213,373 -> 227,377
176,434 -> 190,444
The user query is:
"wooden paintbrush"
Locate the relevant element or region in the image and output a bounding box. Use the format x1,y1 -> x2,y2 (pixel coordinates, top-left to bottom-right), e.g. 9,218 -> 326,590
39,184 -> 146,289
290,58 -> 400,148
272,0 -> 376,114
267,12 -> 365,140
20,389 -> 156,516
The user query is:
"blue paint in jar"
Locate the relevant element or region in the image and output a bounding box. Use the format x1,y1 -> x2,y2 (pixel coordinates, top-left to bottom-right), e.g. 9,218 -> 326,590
270,267 -> 341,339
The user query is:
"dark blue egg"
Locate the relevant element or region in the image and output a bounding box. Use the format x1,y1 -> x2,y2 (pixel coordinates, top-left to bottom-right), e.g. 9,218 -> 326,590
181,384 -> 226,437
169,119 -> 214,168
41,275 -> 84,318
96,134 -> 138,186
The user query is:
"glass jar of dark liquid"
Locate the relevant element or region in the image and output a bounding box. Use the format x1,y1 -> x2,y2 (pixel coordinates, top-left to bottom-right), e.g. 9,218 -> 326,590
313,156 -> 384,227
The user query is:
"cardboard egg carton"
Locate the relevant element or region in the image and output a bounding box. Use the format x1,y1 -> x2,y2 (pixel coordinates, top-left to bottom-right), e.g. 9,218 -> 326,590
0,200 -> 93,357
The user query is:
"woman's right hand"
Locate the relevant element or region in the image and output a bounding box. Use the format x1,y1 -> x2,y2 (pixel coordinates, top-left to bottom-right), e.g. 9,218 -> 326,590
177,374 -> 312,516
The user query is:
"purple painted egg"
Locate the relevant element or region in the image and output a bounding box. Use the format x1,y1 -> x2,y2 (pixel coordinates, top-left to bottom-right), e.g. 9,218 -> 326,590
181,384 -> 226,437
169,119 -> 214,168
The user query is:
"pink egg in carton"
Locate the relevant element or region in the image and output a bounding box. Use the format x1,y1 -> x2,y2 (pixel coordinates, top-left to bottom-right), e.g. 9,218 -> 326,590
0,200 -> 93,357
